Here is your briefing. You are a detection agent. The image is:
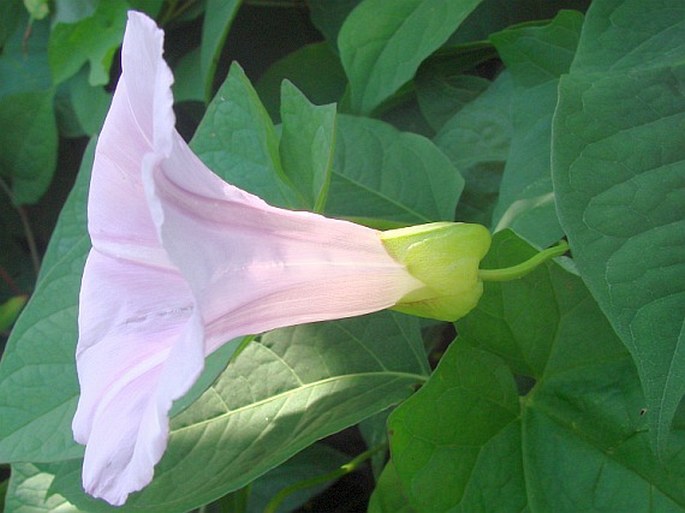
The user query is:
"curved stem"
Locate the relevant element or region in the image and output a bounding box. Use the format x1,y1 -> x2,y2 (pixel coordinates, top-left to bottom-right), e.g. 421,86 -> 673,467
478,240 -> 569,282
0,177 -> 41,278
263,442 -> 387,513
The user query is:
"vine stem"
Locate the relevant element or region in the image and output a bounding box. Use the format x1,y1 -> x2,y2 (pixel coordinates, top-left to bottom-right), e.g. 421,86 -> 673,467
0,177 -> 41,278
263,443 -> 387,513
478,240 -> 569,282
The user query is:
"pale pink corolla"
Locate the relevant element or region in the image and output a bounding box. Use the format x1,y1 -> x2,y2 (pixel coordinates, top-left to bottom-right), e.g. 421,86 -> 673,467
73,11 -> 422,506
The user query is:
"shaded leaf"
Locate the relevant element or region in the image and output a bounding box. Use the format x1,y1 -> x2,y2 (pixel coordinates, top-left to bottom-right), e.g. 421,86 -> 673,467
434,71 -> 513,225
367,460 -> 417,513
200,0 -> 241,101
489,10 -> 583,246
0,90 -> 57,204
256,42 -> 347,122
338,0 -> 484,114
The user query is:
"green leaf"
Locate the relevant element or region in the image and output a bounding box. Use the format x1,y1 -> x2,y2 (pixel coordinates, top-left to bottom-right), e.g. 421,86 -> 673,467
488,10 -> 583,247
53,0 -> 98,24
0,0 -> 22,48
67,69 -> 110,136
191,62 -> 296,208
326,114 -> 463,225
388,340 -> 520,512
51,312 -> 428,513
0,141 -> 94,464
6,463 -> 83,513
389,231 -> 685,512
245,443 -> 348,513
434,71 -> 513,226
552,0 -> 685,453
48,0 -> 128,86
279,81 -> 336,211
338,0 -> 484,114
0,90 -> 57,204
307,0 -> 361,51
415,67 -> 490,133
200,0 -> 241,101
0,14 -> 52,98
172,47 -> 204,103
368,460 -> 417,513
22,0 -> 49,20
255,42 -> 347,122
446,0 -> 591,45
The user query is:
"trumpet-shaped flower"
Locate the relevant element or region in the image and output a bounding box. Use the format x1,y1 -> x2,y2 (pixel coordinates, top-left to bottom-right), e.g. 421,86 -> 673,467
73,11 -> 428,506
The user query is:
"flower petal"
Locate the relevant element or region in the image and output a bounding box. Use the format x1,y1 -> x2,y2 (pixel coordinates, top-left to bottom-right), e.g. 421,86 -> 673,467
74,10 -> 422,507
146,132 -> 421,352
74,251 -> 202,505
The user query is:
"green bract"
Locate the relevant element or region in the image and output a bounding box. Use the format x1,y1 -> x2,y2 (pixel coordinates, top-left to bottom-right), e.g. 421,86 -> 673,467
381,222 -> 491,321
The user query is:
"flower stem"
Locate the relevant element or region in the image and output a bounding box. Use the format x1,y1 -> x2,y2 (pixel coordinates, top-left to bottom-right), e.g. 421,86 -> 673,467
262,443 -> 387,513
478,240 -> 569,282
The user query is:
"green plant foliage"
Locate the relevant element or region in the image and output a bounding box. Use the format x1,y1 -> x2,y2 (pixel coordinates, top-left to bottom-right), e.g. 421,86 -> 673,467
1,1 -> 683,511
0,142 -> 93,463
44,312 -> 428,513
191,62 -> 295,208
434,72 -> 513,226
489,9 -> 583,246
327,115 -> 464,225
48,0 -> 129,86
552,0 -> 685,454
279,80 -> 336,211
200,0 -> 241,101
256,42 -> 347,121
338,0 -> 484,114
0,91 -> 57,204
388,231 -> 685,512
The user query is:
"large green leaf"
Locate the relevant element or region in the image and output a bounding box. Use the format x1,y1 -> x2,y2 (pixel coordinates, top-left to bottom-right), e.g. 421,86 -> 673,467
338,0 -> 484,114
200,0 -> 241,101
326,115 -> 463,226
191,62 -> 296,208
433,71 -> 513,226
279,81 -> 336,211
49,312 -> 428,513
389,340 -> 519,512
0,90 -> 57,205
552,0 -> 685,453
0,141 -> 94,464
388,231 -> 685,512
48,0 -> 129,86
489,10 -> 583,247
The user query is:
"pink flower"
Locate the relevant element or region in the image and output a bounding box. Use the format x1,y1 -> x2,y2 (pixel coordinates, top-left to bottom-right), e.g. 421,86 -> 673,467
73,12 -> 422,506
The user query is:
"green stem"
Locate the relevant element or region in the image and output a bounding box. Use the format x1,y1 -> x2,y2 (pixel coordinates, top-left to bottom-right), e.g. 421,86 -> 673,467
263,443 -> 387,513
0,177 -> 41,278
478,240 -> 569,282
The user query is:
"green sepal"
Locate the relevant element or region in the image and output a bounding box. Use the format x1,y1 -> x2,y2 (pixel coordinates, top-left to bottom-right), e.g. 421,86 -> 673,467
381,222 -> 491,322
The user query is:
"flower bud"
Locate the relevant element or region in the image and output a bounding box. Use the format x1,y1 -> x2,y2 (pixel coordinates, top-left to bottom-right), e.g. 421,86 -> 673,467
381,222 -> 491,321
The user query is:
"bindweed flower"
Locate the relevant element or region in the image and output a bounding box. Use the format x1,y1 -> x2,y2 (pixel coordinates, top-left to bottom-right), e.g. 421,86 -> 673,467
73,11 -> 495,506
